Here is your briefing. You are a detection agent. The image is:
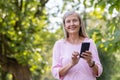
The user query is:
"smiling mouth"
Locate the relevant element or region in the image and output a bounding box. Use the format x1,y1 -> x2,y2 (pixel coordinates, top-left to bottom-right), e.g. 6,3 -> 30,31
68,26 -> 77,30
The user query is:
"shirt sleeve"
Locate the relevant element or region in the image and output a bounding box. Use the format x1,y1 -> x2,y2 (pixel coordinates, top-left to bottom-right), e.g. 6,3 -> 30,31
51,40 -> 62,79
90,39 -> 103,77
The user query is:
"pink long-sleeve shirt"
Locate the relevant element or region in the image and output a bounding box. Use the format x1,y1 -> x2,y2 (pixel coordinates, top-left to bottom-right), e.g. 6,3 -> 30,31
52,38 -> 103,80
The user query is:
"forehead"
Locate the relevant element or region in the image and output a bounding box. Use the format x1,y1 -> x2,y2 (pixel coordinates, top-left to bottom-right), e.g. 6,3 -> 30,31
64,13 -> 79,20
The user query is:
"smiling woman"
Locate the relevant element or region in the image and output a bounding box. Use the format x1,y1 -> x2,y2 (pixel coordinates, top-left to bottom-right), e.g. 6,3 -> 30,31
51,10 -> 103,80
62,11 -> 88,39
64,13 -> 80,36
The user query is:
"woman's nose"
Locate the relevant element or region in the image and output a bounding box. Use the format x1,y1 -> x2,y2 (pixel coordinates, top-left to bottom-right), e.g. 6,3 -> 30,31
70,21 -> 74,25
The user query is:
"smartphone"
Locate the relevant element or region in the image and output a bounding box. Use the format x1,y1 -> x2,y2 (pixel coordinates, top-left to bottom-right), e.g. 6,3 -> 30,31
80,42 -> 90,57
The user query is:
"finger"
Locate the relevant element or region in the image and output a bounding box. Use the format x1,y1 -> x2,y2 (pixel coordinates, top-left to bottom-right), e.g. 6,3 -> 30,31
72,53 -> 80,60
82,56 -> 92,63
82,53 -> 89,57
72,52 -> 75,56
83,52 -> 92,57
72,54 -> 75,58
74,51 -> 79,55
82,55 -> 91,62
73,52 -> 79,57
82,52 -> 92,58
85,51 -> 92,55
72,54 -> 77,59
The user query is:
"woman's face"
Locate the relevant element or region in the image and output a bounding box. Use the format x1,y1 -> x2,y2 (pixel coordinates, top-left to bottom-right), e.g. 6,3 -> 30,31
64,13 -> 80,35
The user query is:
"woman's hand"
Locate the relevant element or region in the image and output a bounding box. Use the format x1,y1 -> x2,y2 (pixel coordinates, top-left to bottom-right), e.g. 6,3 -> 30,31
71,51 -> 80,66
59,51 -> 80,77
81,51 -> 93,66
81,51 -> 98,75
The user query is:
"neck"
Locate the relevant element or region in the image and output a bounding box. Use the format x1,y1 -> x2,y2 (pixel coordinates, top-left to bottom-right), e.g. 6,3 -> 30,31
67,34 -> 84,44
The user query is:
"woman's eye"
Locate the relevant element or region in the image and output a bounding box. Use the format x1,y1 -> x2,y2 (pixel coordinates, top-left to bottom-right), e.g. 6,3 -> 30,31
73,19 -> 78,22
66,20 -> 70,23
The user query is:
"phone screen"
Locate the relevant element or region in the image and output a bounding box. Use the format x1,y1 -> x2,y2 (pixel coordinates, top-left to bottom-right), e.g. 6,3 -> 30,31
80,42 -> 90,57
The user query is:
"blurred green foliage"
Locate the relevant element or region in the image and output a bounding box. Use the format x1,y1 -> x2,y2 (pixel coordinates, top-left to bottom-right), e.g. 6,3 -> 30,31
0,0 -> 120,80
0,0 -> 56,80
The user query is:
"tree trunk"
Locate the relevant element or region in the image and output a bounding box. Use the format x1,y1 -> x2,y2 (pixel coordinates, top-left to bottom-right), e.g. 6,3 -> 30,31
1,70 -> 7,80
0,56 -> 32,80
0,34 -> 32,80
11,64 -> 31,80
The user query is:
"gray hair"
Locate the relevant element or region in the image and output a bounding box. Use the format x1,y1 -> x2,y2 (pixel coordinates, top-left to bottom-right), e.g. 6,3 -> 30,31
62,11 -> 88,38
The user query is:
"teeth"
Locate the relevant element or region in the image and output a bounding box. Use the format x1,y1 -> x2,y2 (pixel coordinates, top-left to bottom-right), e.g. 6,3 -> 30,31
70,27 -> 76,29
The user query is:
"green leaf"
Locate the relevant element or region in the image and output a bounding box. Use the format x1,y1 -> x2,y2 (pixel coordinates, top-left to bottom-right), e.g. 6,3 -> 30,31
109,5 -> 114,14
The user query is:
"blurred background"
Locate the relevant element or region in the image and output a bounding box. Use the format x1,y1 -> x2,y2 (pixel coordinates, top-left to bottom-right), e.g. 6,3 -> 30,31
0,0 -> 120,80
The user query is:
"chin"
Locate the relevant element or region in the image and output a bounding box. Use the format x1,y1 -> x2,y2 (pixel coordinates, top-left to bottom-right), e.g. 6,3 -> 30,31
68,31 -> 78,34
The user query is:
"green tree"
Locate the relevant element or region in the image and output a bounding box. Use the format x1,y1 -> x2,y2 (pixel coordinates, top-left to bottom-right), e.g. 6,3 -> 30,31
86,0 -> 120,79
0,0 -> 54,80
